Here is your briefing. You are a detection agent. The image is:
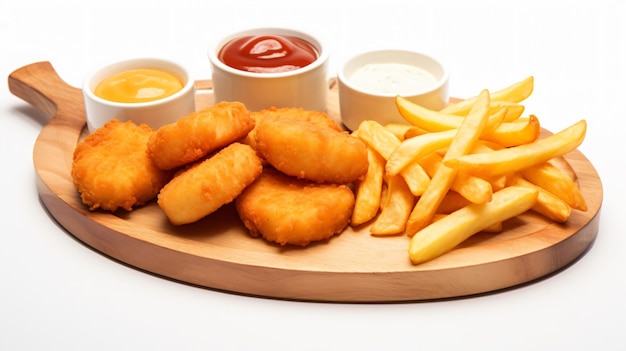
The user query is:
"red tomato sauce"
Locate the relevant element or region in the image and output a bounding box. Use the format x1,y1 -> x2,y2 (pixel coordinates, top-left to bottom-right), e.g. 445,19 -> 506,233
218,35 -> 318,73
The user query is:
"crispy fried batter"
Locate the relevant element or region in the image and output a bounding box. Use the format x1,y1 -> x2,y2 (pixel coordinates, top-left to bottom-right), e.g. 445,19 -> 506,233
255,117 -> 369,184
158,142 -> 263,225
241,106 -> 342,151
147,101 -> 255,170
71,119 -> 172,212
236,168 -> 355,246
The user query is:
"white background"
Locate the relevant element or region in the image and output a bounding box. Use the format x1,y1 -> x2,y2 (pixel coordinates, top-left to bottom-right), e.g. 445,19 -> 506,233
1,0 -> 624,350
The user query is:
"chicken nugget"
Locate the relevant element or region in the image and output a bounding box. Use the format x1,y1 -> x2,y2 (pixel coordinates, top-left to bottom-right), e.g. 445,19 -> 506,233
236,168 -> 355,246
147,101 -> 255,170
255,117 -> 369,184
241,106 -> 342,151
158,142 -> 263,225
71,119 -> 172,212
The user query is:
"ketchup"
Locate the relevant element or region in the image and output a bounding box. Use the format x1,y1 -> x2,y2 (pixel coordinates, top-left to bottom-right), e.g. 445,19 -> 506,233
218,35 -> 318,73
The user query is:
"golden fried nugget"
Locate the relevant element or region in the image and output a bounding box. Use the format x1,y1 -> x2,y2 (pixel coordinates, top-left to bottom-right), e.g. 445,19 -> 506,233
255,117 -> 369,184
241,106 -> 342,151
236,168 -> 355,246
147,101 -> 255,170
157,142 -> 263,225
71,119 -> 172,212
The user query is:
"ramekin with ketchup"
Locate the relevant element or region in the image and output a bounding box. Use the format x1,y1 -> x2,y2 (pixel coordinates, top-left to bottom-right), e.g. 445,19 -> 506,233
208,27 -> 329,112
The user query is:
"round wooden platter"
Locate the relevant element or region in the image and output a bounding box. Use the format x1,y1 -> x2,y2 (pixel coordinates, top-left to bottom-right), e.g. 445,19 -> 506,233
9,61 -> 603,303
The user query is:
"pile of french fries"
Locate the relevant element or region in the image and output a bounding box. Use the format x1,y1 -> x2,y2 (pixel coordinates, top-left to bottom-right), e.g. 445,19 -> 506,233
350,76 -> 588,265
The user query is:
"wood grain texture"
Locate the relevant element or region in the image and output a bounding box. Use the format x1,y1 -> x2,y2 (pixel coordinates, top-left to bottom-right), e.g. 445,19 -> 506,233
9,61 -> 603,302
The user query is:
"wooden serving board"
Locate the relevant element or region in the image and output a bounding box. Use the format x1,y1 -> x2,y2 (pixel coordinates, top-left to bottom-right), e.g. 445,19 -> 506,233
9,61 -> 603,302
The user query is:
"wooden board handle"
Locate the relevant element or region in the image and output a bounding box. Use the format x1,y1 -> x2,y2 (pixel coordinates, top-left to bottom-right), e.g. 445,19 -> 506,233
8,61 -> 85,125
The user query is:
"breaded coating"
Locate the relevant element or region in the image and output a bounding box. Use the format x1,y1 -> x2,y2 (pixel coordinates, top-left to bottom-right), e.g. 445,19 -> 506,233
147,101 -> 255,170
236,168 -> 355,246
255,117 -> 369,184
241,106 -> 342,151
158,142 -> 263,225
71,119 -> 172,212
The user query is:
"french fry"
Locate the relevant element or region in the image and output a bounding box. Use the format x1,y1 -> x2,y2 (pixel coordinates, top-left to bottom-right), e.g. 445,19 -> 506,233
508,175 -> 571,223
386,107 -> 512,177
468,143 -> 507,191
444,119 -> 587,178
432,213 -> 503,233
420,152 -> 493,204
522,161 -> 588,211
405,90 -> 491,236
352,147 -> 386,226
418,149 -> 444,176
473,140 -> 505,152
432,213 -> 447,222
436,191 -> 471,214
396,96 -> 461,131
547,157 -> 577,182
409,186 -> 539,265
485,174 -> 507,192
490,101 -> 525,122
386,129 -> 457,176
355,120 -> 399,158
351,76 -> 588,266
480,115 -> 541,147
440,76 -> 534,116
370,175 -> 415,235
355,120 -> 430,196
396,95 -> 507,133
403,125 -> 431,139
383,123 -> 426,141
452,171 -> 493,204
482,222 -> 504,233
400,163 -> 431,196
484,108 -> 508,133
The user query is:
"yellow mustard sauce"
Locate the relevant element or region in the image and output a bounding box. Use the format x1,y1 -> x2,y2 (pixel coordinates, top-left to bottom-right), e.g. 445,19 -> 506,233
95,69 -> 183,103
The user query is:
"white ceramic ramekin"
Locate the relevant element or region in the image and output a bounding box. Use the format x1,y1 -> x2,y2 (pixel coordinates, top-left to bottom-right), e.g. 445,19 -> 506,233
208,27 -> 329,112
337,49 -> 449,131
83,58 -> 196,133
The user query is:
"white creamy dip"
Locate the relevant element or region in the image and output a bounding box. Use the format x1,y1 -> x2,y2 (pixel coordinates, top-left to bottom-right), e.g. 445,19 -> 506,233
349,63 -> 438,95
